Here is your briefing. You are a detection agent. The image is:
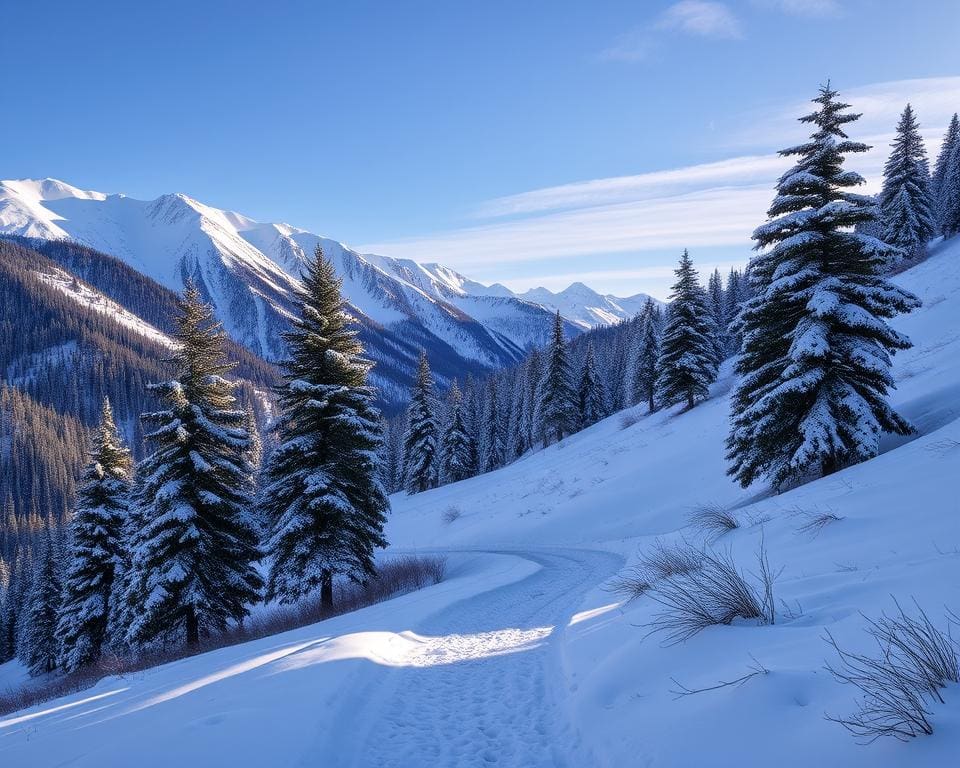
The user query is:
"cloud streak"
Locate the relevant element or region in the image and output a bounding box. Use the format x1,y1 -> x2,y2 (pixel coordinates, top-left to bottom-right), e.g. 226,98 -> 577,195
359,76 -> 960,293
658,1 -> 744,39
600,1 -> 742,61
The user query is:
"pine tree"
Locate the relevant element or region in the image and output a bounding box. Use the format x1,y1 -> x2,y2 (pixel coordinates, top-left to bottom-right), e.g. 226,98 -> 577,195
480,379 -> 506,473
1,552 -> 28,662
537,312 -> 577,445
521,351 -> 543,450
932,113 -> 960,236
655,250 -> 718,410
262,247 -> 388,609
577,342 -> 607,429
439,382 -> 473,484
707,268 -> 729,361
508,371 -> 529,459
724,268 -> 746,355
56,398 -> 132,672
632,298 -> 661,412
21,531 -> 63,675
878,104 -> 935,260
124,283 -> 262,647
403,351 -> 439,494
727,84 -> 921,489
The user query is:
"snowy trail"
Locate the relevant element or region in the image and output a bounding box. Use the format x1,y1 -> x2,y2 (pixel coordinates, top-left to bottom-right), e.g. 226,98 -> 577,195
321,548 -> 622,768
0,548 -> 621,768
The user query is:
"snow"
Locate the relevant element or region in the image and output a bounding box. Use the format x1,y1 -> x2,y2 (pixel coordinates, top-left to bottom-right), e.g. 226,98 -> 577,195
5,239 -> 960,766
34,269 -> 175,348
520,282 -> 657,329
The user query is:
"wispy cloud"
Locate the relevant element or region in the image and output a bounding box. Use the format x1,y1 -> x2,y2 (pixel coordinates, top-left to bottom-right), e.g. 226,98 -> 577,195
600,1 -> 742,61
658,1 -> 744,39
753,0 -> 842,17
358,76 -> 960,295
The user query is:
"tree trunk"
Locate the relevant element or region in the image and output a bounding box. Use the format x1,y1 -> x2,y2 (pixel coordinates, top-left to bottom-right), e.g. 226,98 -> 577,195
186,605 -> 199,647
321,569 -> 334,611
687,389 -> 694,411
821,454 -> 839,477
648,393 -> 655,413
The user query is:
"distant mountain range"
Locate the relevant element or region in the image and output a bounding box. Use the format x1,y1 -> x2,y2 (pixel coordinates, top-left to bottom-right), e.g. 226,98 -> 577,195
0,178 -> 655,405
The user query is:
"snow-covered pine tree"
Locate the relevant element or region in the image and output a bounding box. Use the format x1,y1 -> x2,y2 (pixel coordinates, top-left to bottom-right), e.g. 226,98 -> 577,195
403,351 -> 440,494
727,84 -> 921,489
0,551 -> 28,662
481,379 -> 506,473
508,370 -> 529,459
707,268 -> 729,361
537,311 -> 577,446
461,374 -> 482,477
262,247 -> 388,609
724,268 -> 745,354
439,381 -> 473,484
20,531 -> 63,675
655,250 -> 718,410
632,298 -> 661,412
521,350 -> 543,449
56,398 -> 132,672
878,104 -> 936,261
125,283 -> 263,647
932,113 -> 959,236
942,124 -> 960,238
577,341 -> 607,429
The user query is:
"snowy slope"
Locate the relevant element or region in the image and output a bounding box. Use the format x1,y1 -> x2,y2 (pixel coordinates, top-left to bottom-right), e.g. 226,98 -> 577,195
0,179 -> 589,405
35,269 -> 175,349
5,242 -> 960,766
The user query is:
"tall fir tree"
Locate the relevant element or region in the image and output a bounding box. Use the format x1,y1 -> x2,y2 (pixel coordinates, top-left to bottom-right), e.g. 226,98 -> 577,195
537,312 -> 577,445
724,268 -> 746,355
21,531 -> 63,675
262,247 -> 388,609
707,268 -> 729,361
124,283 -> 262,647
56,398 -> 132,672
439,382 -> 473,484
480,379 -> 506,473
577,342 -> 607,429
932,113 -> 960,236
727,85 -> 921,489
878,104 -> 936,260
403,351 -> 440,494
521,350 -> 543,450
508,370 -> 529,459
655,250 -> 718,410
632,298 -> 661,412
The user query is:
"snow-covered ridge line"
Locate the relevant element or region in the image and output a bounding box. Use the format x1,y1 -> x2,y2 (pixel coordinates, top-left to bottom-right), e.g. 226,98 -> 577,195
35,269 -> 176,349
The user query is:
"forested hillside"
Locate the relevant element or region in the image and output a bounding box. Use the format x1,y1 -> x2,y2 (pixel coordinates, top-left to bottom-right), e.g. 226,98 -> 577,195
0,237 -> 278,556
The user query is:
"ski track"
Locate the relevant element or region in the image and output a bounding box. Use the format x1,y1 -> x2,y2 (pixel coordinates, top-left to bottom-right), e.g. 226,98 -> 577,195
320,548 -> 621,768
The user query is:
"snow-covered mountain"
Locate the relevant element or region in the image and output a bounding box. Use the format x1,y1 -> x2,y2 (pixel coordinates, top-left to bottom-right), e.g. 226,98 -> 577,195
519,282 -> 655,329
0,178 -> 644,405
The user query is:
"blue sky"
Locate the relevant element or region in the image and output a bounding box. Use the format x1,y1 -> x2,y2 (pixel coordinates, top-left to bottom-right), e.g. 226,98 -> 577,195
3,0 -> 959,297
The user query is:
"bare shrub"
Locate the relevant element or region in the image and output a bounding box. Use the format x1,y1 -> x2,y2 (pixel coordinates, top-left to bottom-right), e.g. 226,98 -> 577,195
639,538 -> 704,581
670,654 -> 769,699
825,600 -> 960,742
688,503 -> 739,541
793,508 -> 844,537
607,567 -> 652,601
619,411 -> 641,430
0,554 -> 447,718
606,539 -> 702,602
442,506 -> 462,524
644,541 -> 778,645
